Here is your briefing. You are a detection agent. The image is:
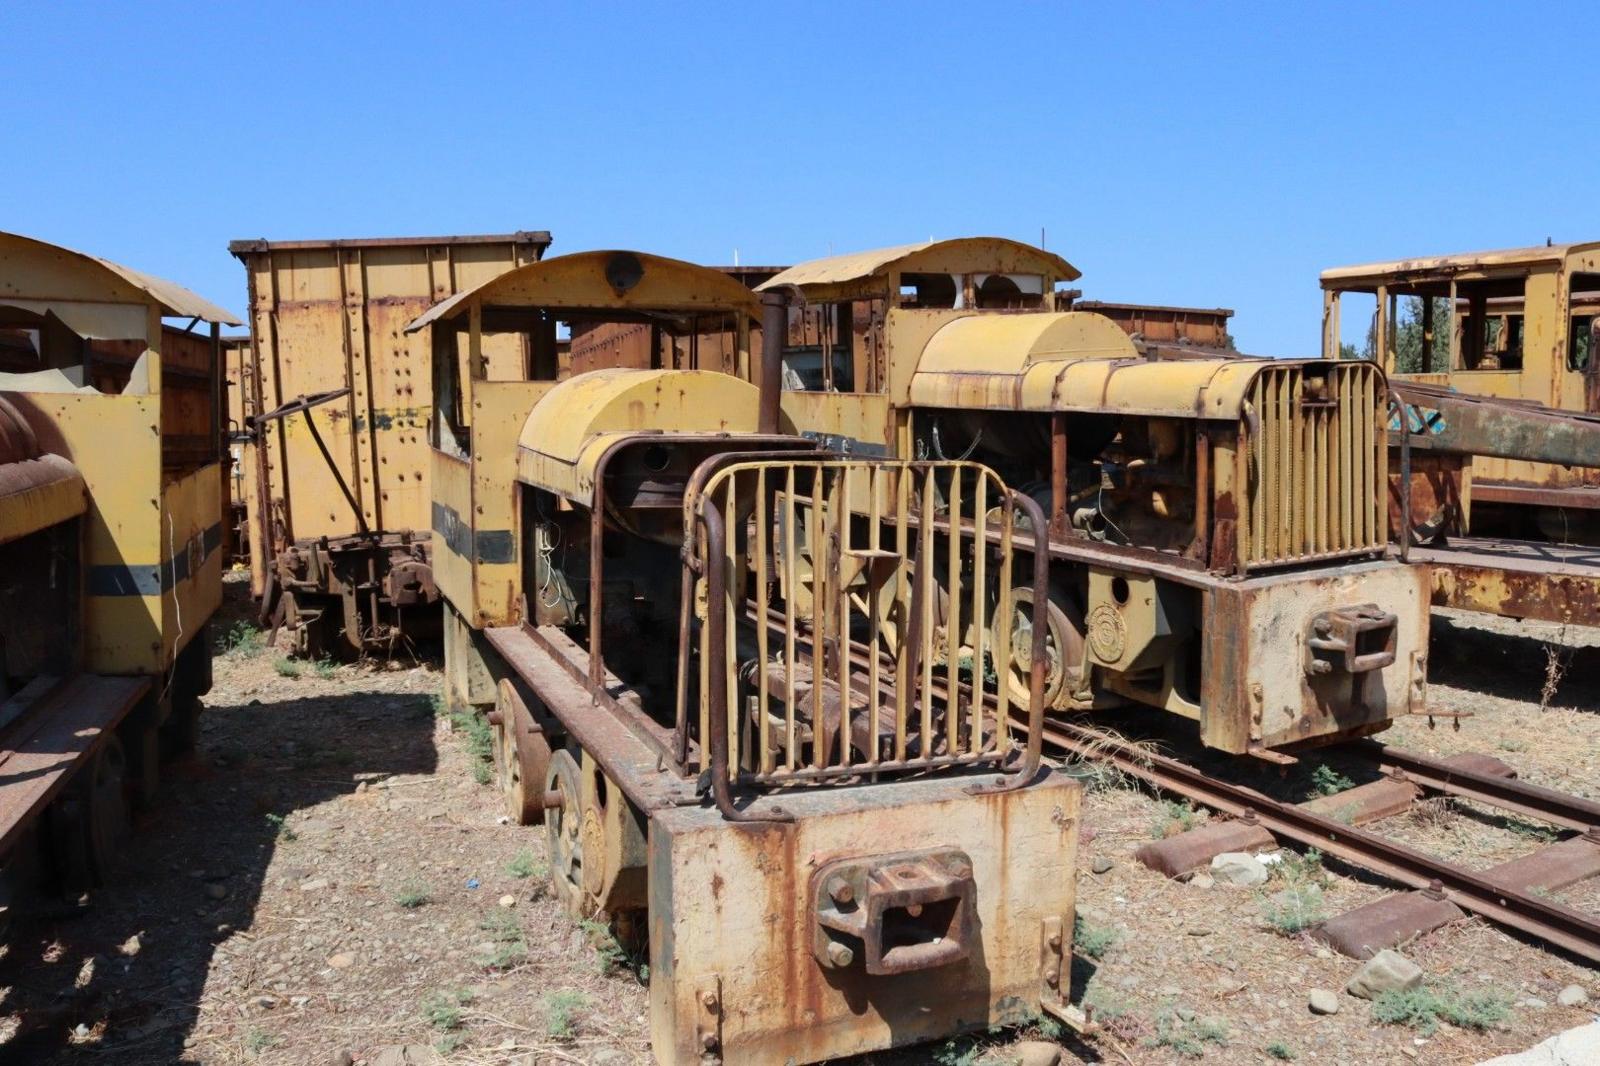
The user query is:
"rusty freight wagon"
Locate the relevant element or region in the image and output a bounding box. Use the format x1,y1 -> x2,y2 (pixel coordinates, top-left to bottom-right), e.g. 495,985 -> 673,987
414,249 -> 1085,1062
0,231 -> 236,923
753,238 -> 1431,757
230,231 -> 552,657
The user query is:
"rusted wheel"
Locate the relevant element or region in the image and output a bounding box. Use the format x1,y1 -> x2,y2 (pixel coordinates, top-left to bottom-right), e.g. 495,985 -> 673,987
491,680 -> 552,826
544,748 -> 592,917
995,585 -> 1084,711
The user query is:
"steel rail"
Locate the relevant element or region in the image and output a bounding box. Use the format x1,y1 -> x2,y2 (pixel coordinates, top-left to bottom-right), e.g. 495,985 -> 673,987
1036,720 -> 1600,964
1352,741 -> 1600,834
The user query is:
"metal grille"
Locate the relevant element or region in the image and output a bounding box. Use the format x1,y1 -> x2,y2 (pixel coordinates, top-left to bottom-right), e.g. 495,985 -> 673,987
682,458 -> 1047,791
1242,361 -> 1387,570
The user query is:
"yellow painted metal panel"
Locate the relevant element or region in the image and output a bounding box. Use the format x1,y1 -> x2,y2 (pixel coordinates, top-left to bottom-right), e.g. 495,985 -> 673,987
470,382 -> 550,626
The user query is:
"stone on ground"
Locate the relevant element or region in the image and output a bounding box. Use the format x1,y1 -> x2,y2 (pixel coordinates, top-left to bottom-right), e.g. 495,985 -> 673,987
1476,1022 -> 1600,1066
1556,984 -> 1588,1007
1345,949 -> 1423,1000
1012,1041 -> 1062,1066
1308,988 -> 1340,1015
1210,851 -> 1269,886
1091,855 -> 1114,875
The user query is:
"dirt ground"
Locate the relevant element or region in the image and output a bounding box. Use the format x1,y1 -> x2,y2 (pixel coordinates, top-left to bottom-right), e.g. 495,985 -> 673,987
1,587 -> 1597,1065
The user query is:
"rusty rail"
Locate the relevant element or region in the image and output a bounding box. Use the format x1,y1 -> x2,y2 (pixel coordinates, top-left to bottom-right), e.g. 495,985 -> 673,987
1352,740 -> 1600,834
1037,720 -> 1600,963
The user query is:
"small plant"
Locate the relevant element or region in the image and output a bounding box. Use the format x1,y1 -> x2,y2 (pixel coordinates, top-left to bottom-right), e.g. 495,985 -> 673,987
394,878 -> 432,909
478,909 -> 529,970
219,621 -> 265,657
273,657 -> 302,679
1372,983 -> 1511,1036
264,812 -> 298,842
1266,1039 -> 1296,1060
543,989 -> 588,1040
505,848 -> 546,880
244,1027 -> 279,1055
433,1032 -> 464,1054
431,691 -> 449,718
1147,1008 -> 1227,1058
1541,639 -> 1572,710
1260,883 -> 1326,935
1272,848 -> 1328,889
421,987 -> 473,1031
1308,763 -> 1355,798
482,940 -> 528,971
1498,737 -> 1528,753
313,656 -> 339,679
579,916 -> 635,976
447,707 -> 495,784
1073,914 -> 1118,960
1084,984 -> 1145,1043
1149,799 -> 1204,840
1503,816 -> 1560,843
932,1037 -> 984,1066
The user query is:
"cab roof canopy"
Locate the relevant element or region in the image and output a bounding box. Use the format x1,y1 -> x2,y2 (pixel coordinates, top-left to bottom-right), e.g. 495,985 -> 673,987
755,237 -> 1080,304
406,249 -> 762,334
0,230 -> 240,332
1322,240 -> 1600,293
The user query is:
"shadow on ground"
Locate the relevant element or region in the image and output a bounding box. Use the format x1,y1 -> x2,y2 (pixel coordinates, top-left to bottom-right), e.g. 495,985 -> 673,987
1427,613 -> 1600,708
0,682 -> 437,1065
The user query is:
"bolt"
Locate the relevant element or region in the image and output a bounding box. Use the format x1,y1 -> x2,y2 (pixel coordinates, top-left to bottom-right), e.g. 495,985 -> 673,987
1047,930 -> 1062,950
906,903 -> 923,918
1045,966 -> 1060,986
701,1032 -> 718,1051
701,990 -> 719,1011
826,941 -> 854,968
827,877 -> 854,906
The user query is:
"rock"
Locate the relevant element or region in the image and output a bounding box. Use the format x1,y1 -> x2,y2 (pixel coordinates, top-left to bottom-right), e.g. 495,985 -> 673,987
1346,949 -> 1423,1000
254,995 -> 277,1009
1210,852 -> 1269,887
332,1053 -> 353,1066
1012,1041 -> 1062,1066
205,883 -> 228,901
1477,1021 -> 1600,1065
1091,856 -> 1114,875
118,934 -> 142,957
1308,988 -> 1340,1015
1314,947 -> 1334,960
498,894 -> 516,908
299,878 -> 330,892
326,952 -> 356,970
1556,984 -> 1588,1007
1518,997 -> 1548,1009
1189,873 -> 1215,890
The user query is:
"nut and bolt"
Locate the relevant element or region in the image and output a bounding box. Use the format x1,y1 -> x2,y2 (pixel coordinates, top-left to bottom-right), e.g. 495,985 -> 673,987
1047,930 -> 1062,950
826,941 -> 855,968
827,877 -> 854,906
701,1033 -> 718,1051
701,991 -> 719,1011
1045,966 -> 1060,987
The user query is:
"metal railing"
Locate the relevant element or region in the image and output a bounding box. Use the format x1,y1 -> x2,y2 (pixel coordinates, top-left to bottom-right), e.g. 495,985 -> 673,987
681,457 -> 1047,818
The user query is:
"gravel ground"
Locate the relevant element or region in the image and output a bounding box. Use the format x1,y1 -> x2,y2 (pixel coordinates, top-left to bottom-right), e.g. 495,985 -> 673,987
0,585 -> 1596,1065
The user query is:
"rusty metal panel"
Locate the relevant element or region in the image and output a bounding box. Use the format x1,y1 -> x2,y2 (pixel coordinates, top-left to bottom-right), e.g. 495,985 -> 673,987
1072,300 -> 1234,347
647,770 -> 1081,1065
232,233 -> 549,558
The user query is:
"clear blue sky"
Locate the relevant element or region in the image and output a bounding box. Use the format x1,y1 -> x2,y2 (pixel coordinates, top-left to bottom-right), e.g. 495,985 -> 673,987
5,2 -> 1595,355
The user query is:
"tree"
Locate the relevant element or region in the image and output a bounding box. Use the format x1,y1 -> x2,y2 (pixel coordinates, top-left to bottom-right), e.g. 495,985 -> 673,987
1392,296 -> 1451,373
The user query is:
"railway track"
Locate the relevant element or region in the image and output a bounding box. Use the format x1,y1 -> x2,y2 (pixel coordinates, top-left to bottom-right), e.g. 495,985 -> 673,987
1041,720 -> 1600,964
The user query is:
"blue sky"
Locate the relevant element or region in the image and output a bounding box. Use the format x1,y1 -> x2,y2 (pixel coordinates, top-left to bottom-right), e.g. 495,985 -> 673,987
5,2 -> 1595,355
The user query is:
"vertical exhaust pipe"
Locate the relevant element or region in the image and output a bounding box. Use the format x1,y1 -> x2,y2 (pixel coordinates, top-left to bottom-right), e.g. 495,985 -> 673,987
759,290 -> 788,435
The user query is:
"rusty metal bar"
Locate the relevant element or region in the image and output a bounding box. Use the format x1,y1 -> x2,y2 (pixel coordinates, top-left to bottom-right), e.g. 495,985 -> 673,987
700,502 -> 791,823
1355,742 -> 1600,833
299,406 -> 369,535
759,291 -> 786,435
1039,720 -> 1600,963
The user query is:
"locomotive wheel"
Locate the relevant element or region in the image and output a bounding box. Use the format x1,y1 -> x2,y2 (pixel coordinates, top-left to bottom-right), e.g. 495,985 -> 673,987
84,735 -> 131,882
544,749 -> 592,918
996,585 -> 1084,711
491,680 -> 552,826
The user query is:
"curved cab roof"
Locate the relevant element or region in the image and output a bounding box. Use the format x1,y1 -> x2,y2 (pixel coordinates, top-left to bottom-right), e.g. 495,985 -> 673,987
755,237 -> 1080,302
0,230 -> 239,325
406,250 -> 762,333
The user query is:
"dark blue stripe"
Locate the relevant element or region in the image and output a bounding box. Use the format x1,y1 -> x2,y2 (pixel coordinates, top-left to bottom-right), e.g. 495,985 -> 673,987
88,520 -> 224,597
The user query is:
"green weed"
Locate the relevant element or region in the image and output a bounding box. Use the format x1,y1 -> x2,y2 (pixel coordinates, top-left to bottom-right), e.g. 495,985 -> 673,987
264,813 -> 297,842
1147,1008 -> 1228,1057
1260,883 -> 1326,935
219,621 -> 265,657
1308,763 -> 1354,798
394,879 -> 432,909
506,848 -> 546,880
313,656 -> 339,679
1266,1039 -> 1296,1060
1149,799 -> 1204,840
1371,983 -> 1511,1036
543,989 -> 587,1040
1073,914 -> 1118,960
421,987 -> 473,1031
244,1027 -> 279,1055
273,657 -> 302,679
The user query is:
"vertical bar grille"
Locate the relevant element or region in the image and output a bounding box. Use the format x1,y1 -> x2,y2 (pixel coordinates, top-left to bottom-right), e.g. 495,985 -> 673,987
688,459 -> 1038,786
1241,362 -> 1386,569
